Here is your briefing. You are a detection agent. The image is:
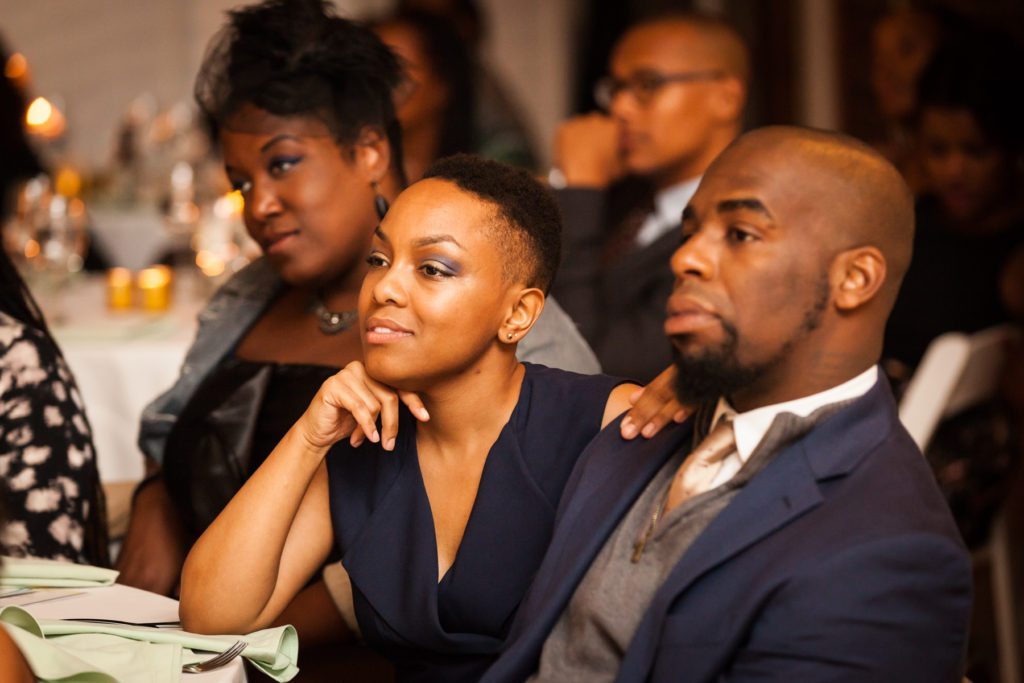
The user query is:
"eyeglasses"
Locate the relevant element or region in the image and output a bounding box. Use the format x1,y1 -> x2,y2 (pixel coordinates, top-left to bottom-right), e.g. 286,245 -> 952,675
593,69 -> 726,109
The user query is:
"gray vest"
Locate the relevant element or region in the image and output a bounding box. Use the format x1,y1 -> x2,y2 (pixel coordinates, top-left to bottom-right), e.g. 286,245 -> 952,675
530,402 -> 850,683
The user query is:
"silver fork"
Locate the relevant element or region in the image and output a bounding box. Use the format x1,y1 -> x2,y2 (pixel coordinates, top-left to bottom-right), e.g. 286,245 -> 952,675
182,640 -> 247,674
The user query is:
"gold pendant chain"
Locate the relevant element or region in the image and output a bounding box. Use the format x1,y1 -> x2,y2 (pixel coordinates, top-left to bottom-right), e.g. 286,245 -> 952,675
631,484 -> 672,563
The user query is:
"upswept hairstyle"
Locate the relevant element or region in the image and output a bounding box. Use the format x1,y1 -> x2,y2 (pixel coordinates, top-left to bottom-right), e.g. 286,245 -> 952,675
195,0 -> 407,180
423,154 -> 561,292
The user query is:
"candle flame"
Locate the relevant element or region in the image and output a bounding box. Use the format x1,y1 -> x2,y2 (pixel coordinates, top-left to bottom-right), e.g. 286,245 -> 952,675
4,53 -> 27,80
25,96 -> 65,138
55,167 -> 82,198
137,265 -> 172,288
26,97 -> 52,126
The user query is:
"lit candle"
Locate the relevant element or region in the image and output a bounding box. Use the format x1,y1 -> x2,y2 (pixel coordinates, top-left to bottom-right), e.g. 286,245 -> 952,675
106,268 -> 133,310
25,96 -> 66,140
136,266 -> 172,311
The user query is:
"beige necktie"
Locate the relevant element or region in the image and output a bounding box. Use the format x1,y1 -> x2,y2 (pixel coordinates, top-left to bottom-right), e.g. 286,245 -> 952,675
664,418 -> 736,513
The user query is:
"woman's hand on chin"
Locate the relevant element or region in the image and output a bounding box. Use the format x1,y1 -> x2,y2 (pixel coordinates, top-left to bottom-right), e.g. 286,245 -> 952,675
298,361 -> 430,452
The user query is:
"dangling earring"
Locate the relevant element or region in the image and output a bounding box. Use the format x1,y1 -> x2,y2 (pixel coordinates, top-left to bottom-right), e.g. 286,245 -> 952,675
372,181 -> 389,219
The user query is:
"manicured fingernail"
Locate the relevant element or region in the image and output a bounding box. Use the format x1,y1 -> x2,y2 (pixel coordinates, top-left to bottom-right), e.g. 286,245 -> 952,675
642,423 -> 656,438
417,408 -> 430,421
385,437 -> 395,451
370,430 -> 380,443
621,419 -> 637,439
352,435 -> 364,448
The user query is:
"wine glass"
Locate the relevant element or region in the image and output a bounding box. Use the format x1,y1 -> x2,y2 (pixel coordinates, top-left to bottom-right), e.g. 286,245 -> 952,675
14,180 -> 90,324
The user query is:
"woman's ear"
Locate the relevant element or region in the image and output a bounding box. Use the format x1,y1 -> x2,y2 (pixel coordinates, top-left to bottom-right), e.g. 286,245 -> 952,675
500,288 -> 546,344
832,246 -> 887,312
353,126 -> 391,184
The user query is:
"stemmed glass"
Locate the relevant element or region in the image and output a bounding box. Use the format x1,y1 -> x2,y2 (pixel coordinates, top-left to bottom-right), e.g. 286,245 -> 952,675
4,176 -> 89,324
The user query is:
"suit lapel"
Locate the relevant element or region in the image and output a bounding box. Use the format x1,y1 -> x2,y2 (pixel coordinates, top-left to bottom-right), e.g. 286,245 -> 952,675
616,379 -> 900,681
525,420 -> 693,619
617,439 -> 822,680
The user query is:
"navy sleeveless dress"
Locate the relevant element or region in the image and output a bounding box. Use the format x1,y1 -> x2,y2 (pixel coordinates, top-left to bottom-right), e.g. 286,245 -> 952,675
326,363 -> 625,682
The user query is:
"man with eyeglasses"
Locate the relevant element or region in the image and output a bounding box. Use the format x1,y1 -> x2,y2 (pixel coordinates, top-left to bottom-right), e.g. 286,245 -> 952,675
549,12 -> 748,385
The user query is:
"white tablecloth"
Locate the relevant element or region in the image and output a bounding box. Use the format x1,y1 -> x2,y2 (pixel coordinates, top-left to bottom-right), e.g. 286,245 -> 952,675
47,272 -> 210,484
17,583 -> 245,682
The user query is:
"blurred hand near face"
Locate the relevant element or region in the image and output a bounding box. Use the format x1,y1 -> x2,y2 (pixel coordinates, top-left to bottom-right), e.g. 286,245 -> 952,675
299,361 -> 429,453
555,114 -> 624,188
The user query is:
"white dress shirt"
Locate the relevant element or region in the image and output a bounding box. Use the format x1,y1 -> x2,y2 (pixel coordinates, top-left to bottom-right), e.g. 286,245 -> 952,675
634,177 -> 702,248
700,366 -> 880,492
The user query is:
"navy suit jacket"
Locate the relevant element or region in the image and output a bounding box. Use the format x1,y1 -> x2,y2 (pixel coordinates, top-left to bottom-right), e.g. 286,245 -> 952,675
482,379 -> 972,683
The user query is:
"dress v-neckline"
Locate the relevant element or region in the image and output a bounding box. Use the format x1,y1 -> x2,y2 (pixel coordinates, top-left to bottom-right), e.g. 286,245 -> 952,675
323,362 -> 627,679
409,368 -> 532,587
412,411 -> 520,586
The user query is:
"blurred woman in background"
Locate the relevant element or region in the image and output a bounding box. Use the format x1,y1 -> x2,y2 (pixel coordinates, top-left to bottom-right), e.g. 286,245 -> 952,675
883,28 -> 1024,556
373,9 -> 476,183
374,3 -> 538,178
868,4 -> 948,193
885,29 -> 1024,371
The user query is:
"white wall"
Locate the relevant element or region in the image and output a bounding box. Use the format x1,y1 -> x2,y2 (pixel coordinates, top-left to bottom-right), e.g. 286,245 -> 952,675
476,0 -> 579,167
0,0 -> 193,167
797,0 -> 840,129
0,0 -> 576,169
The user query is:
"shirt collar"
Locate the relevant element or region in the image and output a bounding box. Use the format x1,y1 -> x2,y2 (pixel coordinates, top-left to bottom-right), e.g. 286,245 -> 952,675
711,365 -> 880,463
654,176 -> 702,227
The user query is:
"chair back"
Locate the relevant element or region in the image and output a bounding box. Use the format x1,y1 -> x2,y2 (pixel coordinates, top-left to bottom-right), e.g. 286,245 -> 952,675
898,325 -> 1017,451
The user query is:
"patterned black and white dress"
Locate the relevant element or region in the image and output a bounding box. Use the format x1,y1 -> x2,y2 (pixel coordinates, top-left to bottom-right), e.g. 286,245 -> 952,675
0,311 -> 103,563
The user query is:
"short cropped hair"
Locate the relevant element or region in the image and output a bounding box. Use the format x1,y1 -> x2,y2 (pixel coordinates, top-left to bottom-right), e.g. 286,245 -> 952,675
195,0 -> 406,178
632,10 -> 750,85
423,154 -> 561,292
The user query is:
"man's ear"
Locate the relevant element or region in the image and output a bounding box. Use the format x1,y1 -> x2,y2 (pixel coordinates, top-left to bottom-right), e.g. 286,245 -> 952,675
832,246 -> 887,312
499,288 -> 546,344
712,76 -> 745,123
352,126 -> 391,183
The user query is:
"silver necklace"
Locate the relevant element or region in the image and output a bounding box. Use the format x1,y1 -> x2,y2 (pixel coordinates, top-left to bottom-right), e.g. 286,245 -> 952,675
309,293 -> 357,335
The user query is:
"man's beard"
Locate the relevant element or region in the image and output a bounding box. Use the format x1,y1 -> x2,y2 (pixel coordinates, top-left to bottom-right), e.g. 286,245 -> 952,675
671,320 -> 769,406
672,275 -> 830,406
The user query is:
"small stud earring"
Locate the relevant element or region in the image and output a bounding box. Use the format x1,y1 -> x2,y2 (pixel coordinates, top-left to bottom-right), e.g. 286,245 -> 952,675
506,333 -> 513,340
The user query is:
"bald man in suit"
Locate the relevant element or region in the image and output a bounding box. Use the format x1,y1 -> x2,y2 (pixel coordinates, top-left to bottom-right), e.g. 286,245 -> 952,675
484,127 -> 971,683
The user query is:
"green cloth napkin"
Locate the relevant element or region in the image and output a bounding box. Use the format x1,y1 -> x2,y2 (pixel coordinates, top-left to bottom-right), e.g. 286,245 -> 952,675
0,606 -> 299,681
0,557 -> 118,588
